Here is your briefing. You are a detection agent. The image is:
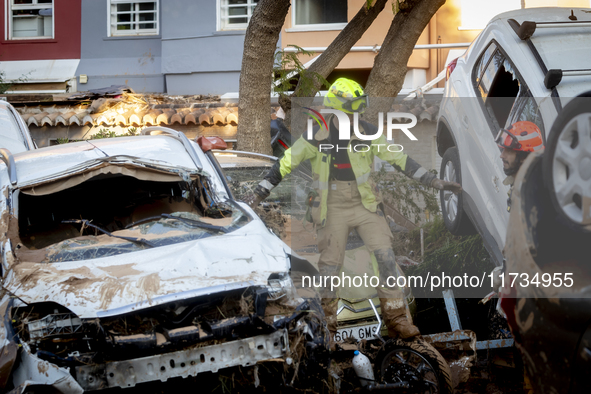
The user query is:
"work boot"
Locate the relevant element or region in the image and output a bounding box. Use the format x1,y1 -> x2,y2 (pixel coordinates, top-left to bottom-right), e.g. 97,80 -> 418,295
380,298 -> 420,339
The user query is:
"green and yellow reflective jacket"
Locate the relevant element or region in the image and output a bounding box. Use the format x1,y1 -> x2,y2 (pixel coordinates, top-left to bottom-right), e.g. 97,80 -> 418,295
263,119 -> 435,227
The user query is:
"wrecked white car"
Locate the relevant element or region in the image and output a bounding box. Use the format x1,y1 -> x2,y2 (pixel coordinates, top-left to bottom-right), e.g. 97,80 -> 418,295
0,128 -> 327,393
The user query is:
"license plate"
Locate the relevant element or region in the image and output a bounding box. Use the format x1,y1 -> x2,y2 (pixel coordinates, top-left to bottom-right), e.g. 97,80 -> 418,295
334,323 -> 379,342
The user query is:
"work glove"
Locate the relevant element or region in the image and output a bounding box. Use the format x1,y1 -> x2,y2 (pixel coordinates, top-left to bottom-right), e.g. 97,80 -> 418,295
431,178 -> 462,195
243,184 -> 271,209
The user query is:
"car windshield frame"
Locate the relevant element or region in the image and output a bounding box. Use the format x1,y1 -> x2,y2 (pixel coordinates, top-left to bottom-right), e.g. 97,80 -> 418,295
42,209 -> 245,263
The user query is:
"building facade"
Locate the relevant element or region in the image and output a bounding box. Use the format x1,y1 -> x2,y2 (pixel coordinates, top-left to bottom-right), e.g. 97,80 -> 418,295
0,0 -> 81,93
2,0 -> 589,96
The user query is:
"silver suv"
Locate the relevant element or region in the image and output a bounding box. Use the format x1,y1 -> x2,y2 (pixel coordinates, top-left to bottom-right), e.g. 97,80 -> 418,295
436,7 -> 591,264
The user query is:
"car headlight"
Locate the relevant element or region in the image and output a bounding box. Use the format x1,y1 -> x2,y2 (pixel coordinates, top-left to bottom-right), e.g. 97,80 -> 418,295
266,272 -> 294,301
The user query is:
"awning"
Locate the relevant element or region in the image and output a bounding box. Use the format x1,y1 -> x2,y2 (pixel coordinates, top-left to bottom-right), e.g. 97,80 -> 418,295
0,59 -> 80,84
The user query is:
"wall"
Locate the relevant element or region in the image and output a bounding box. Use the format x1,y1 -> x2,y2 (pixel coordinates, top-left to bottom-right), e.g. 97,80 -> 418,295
28,124 -> 237,148
160,0 -> 248,95
76,0 -> 164,93
282,0 -> 430,73
434,0 -> 591,82
526,0 -> 590,6
281,0 -> 589,90
0,0 -> 81,61
431,0 -> 480,85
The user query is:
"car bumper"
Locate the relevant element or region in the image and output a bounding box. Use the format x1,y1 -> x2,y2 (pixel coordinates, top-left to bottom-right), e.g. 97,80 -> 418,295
76,329 -> 288,390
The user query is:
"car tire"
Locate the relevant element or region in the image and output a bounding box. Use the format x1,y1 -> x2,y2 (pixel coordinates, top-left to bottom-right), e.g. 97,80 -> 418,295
543,93 -> 591,232
440,147 -> 475,235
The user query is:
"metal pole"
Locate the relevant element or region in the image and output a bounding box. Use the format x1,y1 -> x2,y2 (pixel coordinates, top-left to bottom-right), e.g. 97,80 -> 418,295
282,43 -> 472,53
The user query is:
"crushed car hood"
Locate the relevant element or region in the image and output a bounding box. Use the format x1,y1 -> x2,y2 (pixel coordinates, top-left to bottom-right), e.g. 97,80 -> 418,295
4,220 -> 289,318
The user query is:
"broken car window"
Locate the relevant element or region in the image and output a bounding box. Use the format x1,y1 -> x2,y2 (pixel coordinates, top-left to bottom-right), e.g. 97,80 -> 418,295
477,47 -> 522,135
505,92 -> 545,136
15,165 -> 244,263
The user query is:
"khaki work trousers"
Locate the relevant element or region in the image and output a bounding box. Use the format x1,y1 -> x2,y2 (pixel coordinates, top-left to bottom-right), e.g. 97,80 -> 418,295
316,180 -> 402,300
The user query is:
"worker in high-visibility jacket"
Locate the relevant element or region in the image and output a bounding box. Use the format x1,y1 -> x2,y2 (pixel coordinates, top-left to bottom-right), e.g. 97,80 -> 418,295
246,78 -> 462,339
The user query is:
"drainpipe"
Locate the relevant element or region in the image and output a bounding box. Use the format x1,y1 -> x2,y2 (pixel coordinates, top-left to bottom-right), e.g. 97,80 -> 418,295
429,14 -> 438,85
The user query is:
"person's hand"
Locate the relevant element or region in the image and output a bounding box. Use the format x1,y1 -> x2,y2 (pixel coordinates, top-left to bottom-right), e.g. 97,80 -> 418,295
242,193 -> 264,209
431,178 -> 462,195
242,184 -> 271,209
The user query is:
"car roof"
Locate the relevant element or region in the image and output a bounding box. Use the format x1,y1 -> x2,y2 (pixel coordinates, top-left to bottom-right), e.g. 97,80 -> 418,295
491,7 -> 591,24
487,7 -> 591,99
10,136 -> 200,186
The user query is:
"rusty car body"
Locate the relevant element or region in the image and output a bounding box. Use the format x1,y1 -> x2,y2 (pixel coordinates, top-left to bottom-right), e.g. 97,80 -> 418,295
501,95 -> 591,393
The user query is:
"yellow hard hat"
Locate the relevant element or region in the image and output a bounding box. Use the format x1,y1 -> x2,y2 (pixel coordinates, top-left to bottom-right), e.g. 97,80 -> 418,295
323,78 -> 368,114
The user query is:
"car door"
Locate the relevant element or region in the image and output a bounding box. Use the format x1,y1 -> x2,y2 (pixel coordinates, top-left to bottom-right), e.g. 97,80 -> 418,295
454,41 -> 508,254
461,41 -> 540,253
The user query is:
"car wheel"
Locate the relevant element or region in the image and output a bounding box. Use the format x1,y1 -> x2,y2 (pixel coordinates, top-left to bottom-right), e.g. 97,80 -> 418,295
375,339 -> 454,394
440,147 -> 475,235
543,94 -> 591,232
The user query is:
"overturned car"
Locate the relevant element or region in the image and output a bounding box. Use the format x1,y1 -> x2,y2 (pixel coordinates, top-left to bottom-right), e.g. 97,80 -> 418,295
0,128 -> 328,393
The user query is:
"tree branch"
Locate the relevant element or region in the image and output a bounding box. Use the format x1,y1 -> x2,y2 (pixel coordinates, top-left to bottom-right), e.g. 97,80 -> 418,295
293,0 -> 389,99
286,0 -> 389,135
366,0 -> 445,98
363,0 -> 445,121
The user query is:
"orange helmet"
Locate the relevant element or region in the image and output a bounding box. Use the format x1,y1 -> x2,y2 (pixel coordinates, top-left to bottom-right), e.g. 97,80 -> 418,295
495,121 -> 544,152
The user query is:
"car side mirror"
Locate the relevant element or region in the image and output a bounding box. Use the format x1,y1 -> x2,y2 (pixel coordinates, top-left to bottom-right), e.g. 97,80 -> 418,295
196,136 -> 227,152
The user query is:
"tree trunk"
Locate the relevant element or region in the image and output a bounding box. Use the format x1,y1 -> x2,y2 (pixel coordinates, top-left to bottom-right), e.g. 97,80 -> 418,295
364,0 -> 445,119
286,0 -> 389,136
237,0 -> 290,154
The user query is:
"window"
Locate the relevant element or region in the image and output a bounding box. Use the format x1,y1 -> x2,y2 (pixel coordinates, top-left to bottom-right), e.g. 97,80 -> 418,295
218,0 -> 259,30
472,41 -> 542,136
474,42 -> 497,88
506,91 -> 545,137
0,106 -> 24,143
7,0 -> 54,40
109,0 -> 158,37
293,0 -> 347,29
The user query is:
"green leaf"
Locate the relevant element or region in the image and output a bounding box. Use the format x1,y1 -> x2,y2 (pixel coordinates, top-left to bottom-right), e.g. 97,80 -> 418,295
371,167 -> 439,224
0,70 -> 31,94
272,45 -> 330,98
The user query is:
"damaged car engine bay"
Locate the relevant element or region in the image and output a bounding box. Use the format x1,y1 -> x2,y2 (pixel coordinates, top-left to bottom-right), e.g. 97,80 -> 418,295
9,287 -> 327,391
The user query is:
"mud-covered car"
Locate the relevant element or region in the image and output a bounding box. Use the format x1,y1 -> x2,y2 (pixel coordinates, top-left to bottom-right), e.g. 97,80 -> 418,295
0,128 -> 328,393
501,95 -> 591,393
